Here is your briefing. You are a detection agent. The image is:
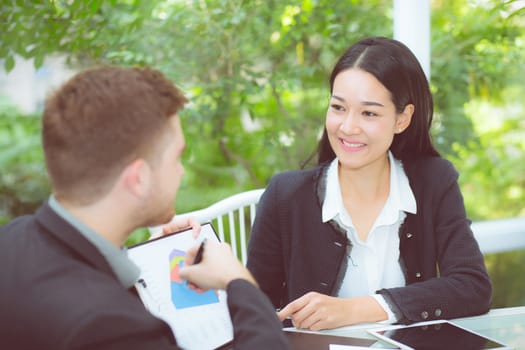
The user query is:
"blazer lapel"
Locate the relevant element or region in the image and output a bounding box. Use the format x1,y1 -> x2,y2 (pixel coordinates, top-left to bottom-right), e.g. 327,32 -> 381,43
35,202 -> 117,279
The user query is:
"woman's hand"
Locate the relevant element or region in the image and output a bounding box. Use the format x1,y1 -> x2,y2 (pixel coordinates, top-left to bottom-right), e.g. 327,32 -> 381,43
277,292 -> 387,331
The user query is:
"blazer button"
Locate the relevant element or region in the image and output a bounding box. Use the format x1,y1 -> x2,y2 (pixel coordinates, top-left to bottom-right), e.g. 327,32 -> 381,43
415,272 -> 422,278
406,233 -> 413,238
434,308 -> 442,317
421,311 -> 429,319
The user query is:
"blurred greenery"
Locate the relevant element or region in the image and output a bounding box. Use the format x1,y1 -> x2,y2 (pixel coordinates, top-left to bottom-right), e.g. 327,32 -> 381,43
1,0 -> 524,307
0,99 -> 50,226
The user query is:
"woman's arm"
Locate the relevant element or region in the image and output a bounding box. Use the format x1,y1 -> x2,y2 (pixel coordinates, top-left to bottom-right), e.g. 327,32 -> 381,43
379,159 -> 492,323
246,175 -> 287,308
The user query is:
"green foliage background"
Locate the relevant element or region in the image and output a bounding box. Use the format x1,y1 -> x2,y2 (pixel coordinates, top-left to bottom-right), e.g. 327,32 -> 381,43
1,0 -> 524,308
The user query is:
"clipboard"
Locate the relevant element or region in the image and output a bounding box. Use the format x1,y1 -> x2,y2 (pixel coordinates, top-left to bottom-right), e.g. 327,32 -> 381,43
128,223 -> 233,350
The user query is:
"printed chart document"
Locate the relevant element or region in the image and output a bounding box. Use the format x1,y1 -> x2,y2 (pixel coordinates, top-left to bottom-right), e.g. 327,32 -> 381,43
128,223 -> 233,350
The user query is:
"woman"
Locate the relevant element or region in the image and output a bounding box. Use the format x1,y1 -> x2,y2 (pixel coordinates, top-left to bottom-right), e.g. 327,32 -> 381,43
246,37 -> 492,331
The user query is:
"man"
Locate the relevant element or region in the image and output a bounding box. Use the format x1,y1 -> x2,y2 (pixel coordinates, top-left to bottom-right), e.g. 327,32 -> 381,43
0,66 -> 288,349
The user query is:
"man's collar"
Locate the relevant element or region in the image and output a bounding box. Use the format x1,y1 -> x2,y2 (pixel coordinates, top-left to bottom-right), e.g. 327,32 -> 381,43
47,195 -> 140,288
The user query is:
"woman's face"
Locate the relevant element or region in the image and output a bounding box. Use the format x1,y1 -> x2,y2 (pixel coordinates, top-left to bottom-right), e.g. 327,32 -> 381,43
325,68 -> 412,172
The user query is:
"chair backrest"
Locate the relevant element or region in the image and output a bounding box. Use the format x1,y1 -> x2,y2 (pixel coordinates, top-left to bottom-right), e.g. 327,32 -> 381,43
149,188 -> 265,265
471,217 -> 525,254
150,188 -> 525,265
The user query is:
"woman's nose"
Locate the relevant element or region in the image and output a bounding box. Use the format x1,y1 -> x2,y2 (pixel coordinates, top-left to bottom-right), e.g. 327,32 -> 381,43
340,112 -> 360,134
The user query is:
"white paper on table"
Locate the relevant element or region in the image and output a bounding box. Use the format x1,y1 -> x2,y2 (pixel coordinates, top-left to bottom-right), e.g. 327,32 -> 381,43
128,223 -> 233,350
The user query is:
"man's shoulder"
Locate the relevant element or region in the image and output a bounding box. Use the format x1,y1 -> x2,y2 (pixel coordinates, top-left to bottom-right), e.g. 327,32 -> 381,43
1,280 -> 169,349
0,202 -> 58,245
0,211 -> 123,308
0,214 -> 39,255
0,213 -> 35,234
0,245 -> 160,348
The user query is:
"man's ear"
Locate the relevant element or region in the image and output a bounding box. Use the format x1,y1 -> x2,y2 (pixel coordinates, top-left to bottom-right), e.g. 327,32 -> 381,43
120,159 -> 151,198
395,103 -> 414,134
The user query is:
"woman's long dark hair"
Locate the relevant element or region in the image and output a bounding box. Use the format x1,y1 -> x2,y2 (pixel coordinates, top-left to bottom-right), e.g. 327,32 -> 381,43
316,36 -> 440,165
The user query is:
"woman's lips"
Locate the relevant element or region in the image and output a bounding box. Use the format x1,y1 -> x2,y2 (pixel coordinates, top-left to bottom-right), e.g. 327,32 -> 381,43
340,138 -> 366,151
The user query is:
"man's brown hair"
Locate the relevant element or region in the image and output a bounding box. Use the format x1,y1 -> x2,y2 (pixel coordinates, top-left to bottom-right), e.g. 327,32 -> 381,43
42,66 -> 188,204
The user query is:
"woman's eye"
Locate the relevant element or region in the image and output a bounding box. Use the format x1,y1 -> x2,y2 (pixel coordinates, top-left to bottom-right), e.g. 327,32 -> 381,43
363,111 -> 378,117
331,104 -> 345,112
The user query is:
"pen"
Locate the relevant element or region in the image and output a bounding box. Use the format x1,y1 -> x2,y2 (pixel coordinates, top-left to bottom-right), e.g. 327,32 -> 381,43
193,238 -> 207,264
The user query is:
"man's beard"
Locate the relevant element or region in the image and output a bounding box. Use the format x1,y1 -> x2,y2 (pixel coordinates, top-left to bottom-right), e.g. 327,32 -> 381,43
139,196 -> 176,229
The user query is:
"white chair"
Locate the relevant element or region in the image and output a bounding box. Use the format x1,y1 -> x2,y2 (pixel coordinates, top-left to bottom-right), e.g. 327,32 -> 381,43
471,217 -> 525,254
149,188 -> 265,265
150,187 -> 525,265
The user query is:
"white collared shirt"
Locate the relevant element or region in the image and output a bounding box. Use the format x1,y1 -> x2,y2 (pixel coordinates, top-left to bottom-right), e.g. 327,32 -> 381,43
322,151 -> 417,322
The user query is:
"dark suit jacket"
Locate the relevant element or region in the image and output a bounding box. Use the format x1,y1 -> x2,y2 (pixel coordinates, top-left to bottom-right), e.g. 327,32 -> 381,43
0,203 -> 288,350
247,156 -> 492,324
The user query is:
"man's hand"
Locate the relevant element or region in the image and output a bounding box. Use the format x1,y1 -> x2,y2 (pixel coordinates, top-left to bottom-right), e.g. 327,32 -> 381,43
179,241 -> 257,291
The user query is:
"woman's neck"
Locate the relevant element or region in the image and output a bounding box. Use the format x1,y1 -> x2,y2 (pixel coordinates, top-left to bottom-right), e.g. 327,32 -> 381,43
337,155 -> 391,202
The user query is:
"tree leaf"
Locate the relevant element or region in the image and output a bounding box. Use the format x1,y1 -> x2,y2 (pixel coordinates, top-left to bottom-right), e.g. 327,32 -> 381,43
4,55 -> 15,72
34,53 -> 45,69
